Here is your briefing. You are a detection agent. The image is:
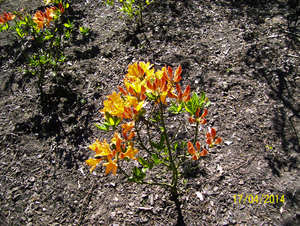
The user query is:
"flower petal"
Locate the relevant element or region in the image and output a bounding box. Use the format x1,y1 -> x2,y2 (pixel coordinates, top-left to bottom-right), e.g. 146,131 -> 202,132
200,149 -> 208,157
201,108 -> 208,118
187,141 -> 196,155
174,65 -> 182,83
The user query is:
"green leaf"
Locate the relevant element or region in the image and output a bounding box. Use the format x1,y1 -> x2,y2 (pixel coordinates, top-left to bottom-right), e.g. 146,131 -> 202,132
149,114 -> 161,122
150,141 -> 159,149
145,92 -> 156,101
138,157 -> 147,166
152,153 -> 160,165
158,134 -> 165,148
109,117 -> 114,125
200,91 -> 206,108
106,0 -> 114,6
95,123 -> 109,131
168,101 -> 185,114
204,101 -> 210,108
173,141 -> 178,151
131,166 -> 146,181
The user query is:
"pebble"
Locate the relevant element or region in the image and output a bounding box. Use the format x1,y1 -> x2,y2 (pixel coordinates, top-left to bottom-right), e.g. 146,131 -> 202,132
222,220 -> 230,225
238,180 -> 244,185
213,187 -> 219,192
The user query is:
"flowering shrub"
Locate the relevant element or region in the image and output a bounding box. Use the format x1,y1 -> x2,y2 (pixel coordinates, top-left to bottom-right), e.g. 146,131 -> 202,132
106,0 -> 154,28
0,0 -> 71,95
87,62 -> 222,197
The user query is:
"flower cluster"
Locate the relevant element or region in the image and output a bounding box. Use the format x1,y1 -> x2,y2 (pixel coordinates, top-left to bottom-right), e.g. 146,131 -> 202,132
206,127 -> 222,148
32,3 -> 65,29
0,12 -> 15,25
86,62 -> 193,173
0,2 -> 65,30
86,62 -> 222,176
86,130 -> 138,175
0,1 -> 71,95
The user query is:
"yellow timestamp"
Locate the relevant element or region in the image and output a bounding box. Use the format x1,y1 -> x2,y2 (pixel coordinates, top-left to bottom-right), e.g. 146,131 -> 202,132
233,194 -> 284,204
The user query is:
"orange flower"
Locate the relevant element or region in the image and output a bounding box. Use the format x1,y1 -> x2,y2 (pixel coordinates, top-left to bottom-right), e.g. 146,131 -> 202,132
146,76 -> 170,104
111,132 -> 124,153
58,2 -> 65,13
121,121 -> 135,133
0,12 -> 16,25
32,7 -> 56,29
189,108 -> 208,124
206,128 -> 222,147
103,159 -> 118,175
124,79 -> 147,101
187,141 -> 207,160
122,130 -> 135,141
162,65 -> 182,84
101,92 -> 125,119
168,83 -> 191,103
187,141 -> 196,155
119,143 -> 138,161
89,139 -> 112,158
188,117 -> 197,124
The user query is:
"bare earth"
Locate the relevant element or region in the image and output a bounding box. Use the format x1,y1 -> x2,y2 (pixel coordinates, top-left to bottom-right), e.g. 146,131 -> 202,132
0,0 -> 300,225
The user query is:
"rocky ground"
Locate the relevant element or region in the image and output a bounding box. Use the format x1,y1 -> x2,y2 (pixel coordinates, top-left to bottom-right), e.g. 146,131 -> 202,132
0,0 -> 300,225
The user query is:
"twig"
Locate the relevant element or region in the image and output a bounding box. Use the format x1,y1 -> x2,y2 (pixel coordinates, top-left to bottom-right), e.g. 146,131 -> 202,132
283,30 -> 300,38
78,181 -> 95,224
4,152 -> 17,174
286,54 -> 300,58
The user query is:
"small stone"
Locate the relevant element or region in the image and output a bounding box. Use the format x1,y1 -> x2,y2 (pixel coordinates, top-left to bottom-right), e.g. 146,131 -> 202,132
20,216 -> 26,222
149,194 -> 154,206
238,180 -> 244,185
222,220 -> 229,225
142,194 -> 148,198
111,212 -> 116,217
29,177 -> 35,183
195,192 -> 204,201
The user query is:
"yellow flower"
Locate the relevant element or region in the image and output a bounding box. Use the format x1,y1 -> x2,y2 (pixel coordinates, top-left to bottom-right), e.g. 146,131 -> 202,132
146,76 -> 170,105
89,139 -> 112,158
100,92 -> 125,119
100,92 -> 141,120
111,132 -> 124,153
86,158 -> 102,172
125,95 -> 139,108
126,62 -> 154,82
119,144 -> 138,161
103,159 -> 118,175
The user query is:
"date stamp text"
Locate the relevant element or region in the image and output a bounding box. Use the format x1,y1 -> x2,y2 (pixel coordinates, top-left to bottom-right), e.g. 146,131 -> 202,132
234,194 -> 284,204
